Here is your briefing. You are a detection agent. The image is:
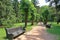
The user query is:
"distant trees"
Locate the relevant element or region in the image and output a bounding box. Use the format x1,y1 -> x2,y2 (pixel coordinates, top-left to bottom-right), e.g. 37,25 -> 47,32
45,0 -> 60,24
46,0 -> 60,14
40,6 -> 57,24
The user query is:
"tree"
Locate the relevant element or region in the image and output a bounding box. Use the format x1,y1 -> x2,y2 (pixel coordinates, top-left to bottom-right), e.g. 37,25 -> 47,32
20,0 -> 30,30
13,0 -> 20,22
31,11 -> 34,25
0,0 -> 4,26
0,0 -> 16,27
31,0 -> 40,23
42,10 -> 49,24
45,0 -> 60,24
41,9 -> 50,25
29,3 -> 36,25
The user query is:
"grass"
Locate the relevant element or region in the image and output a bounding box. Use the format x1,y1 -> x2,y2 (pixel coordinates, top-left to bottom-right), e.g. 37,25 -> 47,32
0,28 -> 6,40
1,22 -> 60,40
47,22 -> 60,40
0,22 -> 36,40
14,22 -> 36,31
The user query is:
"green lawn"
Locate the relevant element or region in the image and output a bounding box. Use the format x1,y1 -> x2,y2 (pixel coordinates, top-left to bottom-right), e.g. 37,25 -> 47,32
47,22 -> 60,40
0,28 -> 6,40
0,22 -> 36,40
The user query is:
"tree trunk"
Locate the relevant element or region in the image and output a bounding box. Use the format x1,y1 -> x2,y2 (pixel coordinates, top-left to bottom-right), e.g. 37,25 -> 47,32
57,22 -> 59,24
36,16 -> 38,23
57,19 -> 60,24
44,21 -> 47,25
44,19 -> 47,25
0,16 -> 3,26
24,12 -> 28,30
0,20 -> 2,26
31,14 -> 34,25
31,20 -> 34,25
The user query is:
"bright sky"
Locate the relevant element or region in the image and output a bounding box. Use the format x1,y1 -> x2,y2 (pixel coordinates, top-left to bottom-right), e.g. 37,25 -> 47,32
37,0 -> 49,7
18,0 -> 49,7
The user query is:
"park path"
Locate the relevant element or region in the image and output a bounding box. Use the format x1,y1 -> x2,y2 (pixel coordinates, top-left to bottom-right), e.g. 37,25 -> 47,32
14,23 -> 57,40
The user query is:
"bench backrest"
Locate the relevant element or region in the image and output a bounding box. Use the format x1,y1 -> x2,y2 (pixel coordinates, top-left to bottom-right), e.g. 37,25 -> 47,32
5,27 -> 23,34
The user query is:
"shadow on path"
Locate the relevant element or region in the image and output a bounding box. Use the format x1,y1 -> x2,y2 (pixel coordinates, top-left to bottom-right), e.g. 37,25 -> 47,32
14,23 -> 57,40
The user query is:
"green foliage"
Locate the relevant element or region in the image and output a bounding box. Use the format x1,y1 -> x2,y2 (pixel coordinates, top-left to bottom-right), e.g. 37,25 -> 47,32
29,4 -> 36,25
0,0 -> 16,27
40,6 -> 50,22
13,0 -> 20,23
29,2 -> 36,21
20,0 -> 30,12
46,0 -> 60,22
31,0 -> 40,23
20,0 -> 32,28
0,0 -> 38,28
40,6 -> 58,22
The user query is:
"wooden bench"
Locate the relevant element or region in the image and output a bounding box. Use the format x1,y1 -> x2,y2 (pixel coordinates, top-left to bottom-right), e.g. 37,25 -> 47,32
5,27 -> 25,39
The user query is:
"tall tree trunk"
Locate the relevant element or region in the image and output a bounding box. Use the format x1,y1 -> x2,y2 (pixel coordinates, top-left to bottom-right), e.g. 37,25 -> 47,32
36,16 -> 38,23
24,12 -> 28,30
31,11 -> 34,25
44,20 -> 47,25
44,18 -> 48,25
25,14 -> 27,28
57,18 -> 60,24
0,16 -> 3,26
16,12 -> 18,22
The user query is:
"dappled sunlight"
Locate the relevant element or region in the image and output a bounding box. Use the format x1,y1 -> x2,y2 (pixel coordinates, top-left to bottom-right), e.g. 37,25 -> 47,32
0,0 -> 60,40
14,24 -> 56,40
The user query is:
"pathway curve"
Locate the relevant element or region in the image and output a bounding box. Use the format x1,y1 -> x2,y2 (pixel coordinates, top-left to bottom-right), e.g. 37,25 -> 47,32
14,23 -> 57,40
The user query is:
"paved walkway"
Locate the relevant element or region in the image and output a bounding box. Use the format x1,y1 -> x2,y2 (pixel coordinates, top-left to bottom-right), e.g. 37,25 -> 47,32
14,23 -> 57,40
